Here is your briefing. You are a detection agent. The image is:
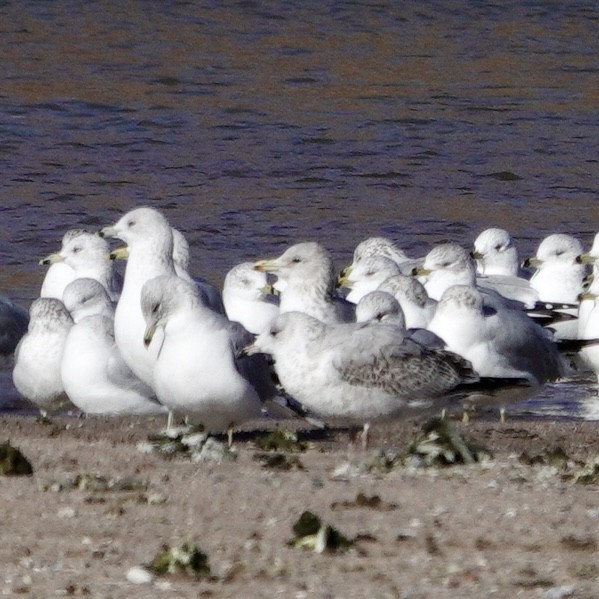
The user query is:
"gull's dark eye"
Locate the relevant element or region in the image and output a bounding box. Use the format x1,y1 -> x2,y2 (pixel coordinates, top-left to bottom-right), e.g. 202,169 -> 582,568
494,244 -> 503,252
291,257 -> 301,264
152,302 -> 160,314
269,329 -> 279,338
127,220 -> 135,228
366,270 -> 375,277
72,246 -> 81,254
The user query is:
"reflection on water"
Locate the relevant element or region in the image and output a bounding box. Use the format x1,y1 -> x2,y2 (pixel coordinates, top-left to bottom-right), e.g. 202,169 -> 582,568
1,1 -> 598,417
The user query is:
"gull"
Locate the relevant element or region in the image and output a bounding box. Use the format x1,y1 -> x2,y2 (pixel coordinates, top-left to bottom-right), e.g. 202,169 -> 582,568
39,230 -> 122,301
61,314 -> 166,415
428,285 -> 564,385
523,233 -> 586,339
245,311 -> 519,429
141,275 -> 263,435
12,298 -> 74,414
427,285 -> 564,419
254,242 -> 354,324
100,207 -> 178,387
0,296 -> 29,362
472,228 -> 521,277
223,262 -> 280,334
338,255 -> 401,304
377,274 -> 437,329
349,237 -> 422,275
524,233 -> 586,304
62,278 -> 115,324
355,290 -> 406,326
39,230 -> 80,299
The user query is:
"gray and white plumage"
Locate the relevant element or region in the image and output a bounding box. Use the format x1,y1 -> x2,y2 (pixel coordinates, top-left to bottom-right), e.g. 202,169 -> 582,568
40,230 -> 122,301
246,311 -> 483,424
62,278 -> 115,323
339,256 -> 401,304
472,228 -> 521,277
0,296 -> 29,360
525,234 -> 586,338
351,237 -> 422,275
39,229 -> 81,299
254,242 -> 354,324
223,262 -> 279,334
100,207 -> 178,387
12,298 -> 74,413
355,290 -> 406,327
577,233 -> 599,337
377,274 -> 437,329
141,275 -> 263,431
61,315 -> 166,415
428,285 -> 564,385
526,234 -> 586,304
172,228 -> 226,315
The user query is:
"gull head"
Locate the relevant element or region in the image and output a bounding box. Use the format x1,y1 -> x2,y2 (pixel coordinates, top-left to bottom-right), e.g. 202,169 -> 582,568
100,207 -> 173,255
141,275 -> 197,347
472,227 -> 518,276
243,311 -> 325,357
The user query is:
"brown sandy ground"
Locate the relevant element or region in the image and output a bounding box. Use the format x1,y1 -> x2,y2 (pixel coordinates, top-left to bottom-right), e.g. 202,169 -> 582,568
0,414 -> 598,599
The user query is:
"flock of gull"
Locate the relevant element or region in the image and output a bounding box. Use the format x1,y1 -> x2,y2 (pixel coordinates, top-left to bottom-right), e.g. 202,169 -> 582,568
3,206 -> 599,439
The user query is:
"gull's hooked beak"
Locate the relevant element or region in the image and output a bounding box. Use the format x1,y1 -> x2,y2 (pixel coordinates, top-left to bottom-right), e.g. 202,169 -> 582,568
241,340 -> 261,357
411,266 -> 431,277
99,225 -> 118,239
470,250 -> 483,260
143,322 -> 157,348
576,252 -> 595,265
337,265 -> 353,289
522,256 -> 541,269
254,258 -> 280,273
38,252 -> 64,266
109,246 -> 130,261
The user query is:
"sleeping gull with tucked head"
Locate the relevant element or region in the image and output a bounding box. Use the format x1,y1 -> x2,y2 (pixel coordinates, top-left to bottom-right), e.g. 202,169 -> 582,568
12,298 -> 74,415
254,241 -> 354,324
62,278 -> 115,323
61,314 -> 165,415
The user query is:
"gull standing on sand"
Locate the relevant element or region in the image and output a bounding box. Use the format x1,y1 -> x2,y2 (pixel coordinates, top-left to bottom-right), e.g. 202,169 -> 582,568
254,241 -> 354,324
39,230 -> 122,301
100,207 -> 178,387
12,298 -> 74,414
245,311 -> 528,434
141,275 -> 263,434
223,262 -> 280,334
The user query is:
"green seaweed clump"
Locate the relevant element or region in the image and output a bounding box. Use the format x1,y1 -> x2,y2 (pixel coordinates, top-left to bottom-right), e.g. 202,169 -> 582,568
0,441 -> 33,476
406,418 -> 490,467
254,429 -> 307,453
149,542 -> 211,579
289,511 -> 353,553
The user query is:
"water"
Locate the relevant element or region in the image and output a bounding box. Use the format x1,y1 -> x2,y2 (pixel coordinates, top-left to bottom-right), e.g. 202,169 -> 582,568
1,1 -> 598,417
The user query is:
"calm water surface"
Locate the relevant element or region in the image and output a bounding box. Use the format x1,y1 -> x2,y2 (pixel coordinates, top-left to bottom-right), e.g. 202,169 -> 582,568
1,1 -> 598,417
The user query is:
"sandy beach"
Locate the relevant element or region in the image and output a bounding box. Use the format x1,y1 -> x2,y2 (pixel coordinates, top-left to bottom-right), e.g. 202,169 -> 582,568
1,413 -> 598,598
